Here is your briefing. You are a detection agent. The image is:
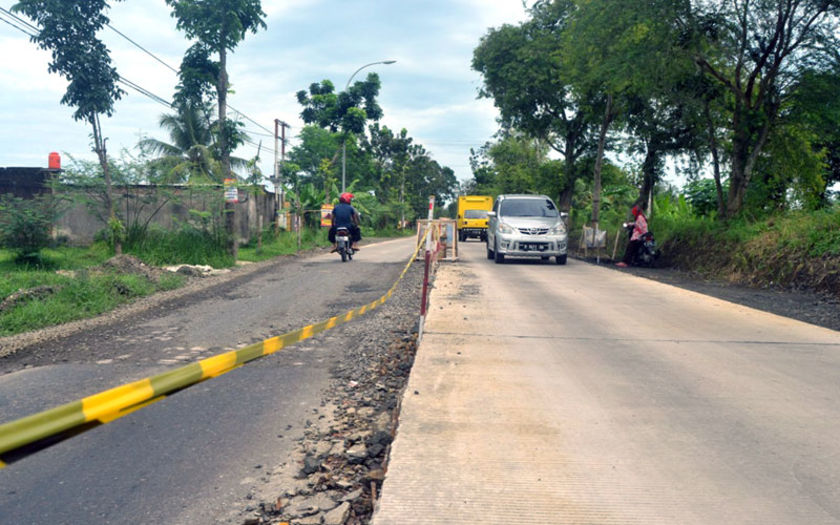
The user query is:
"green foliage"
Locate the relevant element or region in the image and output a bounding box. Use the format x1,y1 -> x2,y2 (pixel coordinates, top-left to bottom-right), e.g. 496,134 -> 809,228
472,0 -> 594,206
0,268 -> 185,337
107,216 -> 126,252
165,0 -> 266,52
0,194 -> 66,264
13,0 -> 125,123
297,74 -> 384,134
124,225 -> 233,267
745,123 -> 827,215
238,227 -> 329,262
684,178 -> 723,217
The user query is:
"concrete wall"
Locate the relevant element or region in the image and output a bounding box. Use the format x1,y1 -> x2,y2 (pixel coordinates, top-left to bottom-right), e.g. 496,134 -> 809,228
52,184 -> 277,245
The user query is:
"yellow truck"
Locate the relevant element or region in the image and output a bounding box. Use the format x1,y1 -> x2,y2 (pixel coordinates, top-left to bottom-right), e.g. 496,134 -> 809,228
456,195 -> 493,242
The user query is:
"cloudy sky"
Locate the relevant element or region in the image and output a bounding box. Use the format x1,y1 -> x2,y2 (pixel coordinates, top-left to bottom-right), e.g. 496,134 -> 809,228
0,0 -> 528,184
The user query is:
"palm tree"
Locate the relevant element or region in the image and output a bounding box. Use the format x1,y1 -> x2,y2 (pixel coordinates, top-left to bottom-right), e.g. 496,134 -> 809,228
139,102 -> 249,183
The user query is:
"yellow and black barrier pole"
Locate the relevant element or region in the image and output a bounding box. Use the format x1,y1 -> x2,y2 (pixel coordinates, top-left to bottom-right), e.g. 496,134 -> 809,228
0,232 -> 429,469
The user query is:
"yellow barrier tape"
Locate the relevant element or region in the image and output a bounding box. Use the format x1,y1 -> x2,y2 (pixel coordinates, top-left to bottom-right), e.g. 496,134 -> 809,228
82,379 -> 156,422
0,232 -> 431,467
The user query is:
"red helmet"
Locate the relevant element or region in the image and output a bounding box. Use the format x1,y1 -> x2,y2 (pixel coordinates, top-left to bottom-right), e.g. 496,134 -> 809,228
631,205 -> 641,217
339,192 -> 354,204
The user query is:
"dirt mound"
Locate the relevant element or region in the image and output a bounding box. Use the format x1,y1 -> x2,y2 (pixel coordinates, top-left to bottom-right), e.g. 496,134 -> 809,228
100,254 -> 164,282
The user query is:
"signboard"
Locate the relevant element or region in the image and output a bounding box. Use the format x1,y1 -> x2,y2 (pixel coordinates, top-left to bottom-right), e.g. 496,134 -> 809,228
320,204 -> 334,227
223,178 -> 238,203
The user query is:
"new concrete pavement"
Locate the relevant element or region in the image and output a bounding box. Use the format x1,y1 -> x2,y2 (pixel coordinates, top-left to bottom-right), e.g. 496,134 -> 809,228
374,241 -> 840,524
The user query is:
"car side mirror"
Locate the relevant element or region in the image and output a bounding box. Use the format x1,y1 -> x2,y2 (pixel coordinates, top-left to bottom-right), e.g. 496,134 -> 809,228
560,212 -> 568,220
487,211 -> 496,218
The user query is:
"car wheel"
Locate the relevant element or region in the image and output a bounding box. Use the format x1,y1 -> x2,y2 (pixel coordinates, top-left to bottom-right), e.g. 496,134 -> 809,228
555,254 -> 567,265
494,241 -> 505,264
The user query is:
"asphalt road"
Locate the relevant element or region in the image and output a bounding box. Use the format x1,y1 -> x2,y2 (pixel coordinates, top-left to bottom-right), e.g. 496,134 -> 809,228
0,237 -> 417,524
376,240 -> 840,524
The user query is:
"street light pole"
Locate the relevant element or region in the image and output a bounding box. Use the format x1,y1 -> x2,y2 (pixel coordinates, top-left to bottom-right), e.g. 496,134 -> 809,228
341,59 -> 396,192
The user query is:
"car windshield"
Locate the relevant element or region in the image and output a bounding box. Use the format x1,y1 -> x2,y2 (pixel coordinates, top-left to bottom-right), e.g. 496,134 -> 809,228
464,210 -> 487,219
500,198 -> 559,218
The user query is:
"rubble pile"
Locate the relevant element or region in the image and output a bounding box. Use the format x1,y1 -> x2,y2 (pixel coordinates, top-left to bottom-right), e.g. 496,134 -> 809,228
243,266 -> 424,525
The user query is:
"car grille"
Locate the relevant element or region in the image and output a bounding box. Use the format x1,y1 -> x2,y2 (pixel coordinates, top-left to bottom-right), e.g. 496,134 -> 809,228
518,227 -> 549,235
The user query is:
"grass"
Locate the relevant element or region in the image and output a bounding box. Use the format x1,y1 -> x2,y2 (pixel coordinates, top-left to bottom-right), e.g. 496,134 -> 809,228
125,227 -> 234,268
0,266 -> 185,337
652,204 -> 840,293
238,228 -> 331,262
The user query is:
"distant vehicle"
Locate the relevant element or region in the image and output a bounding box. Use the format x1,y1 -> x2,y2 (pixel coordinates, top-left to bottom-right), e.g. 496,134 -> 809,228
456,195 -> 493,242
486,194 -> 568,265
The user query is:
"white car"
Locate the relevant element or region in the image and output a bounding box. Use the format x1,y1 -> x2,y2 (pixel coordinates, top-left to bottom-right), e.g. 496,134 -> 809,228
486,194 -> 568,265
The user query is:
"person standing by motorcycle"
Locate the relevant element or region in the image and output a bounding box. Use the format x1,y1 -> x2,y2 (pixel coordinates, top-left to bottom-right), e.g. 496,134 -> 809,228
616,205 -> 647,267
329,192 -> 362,252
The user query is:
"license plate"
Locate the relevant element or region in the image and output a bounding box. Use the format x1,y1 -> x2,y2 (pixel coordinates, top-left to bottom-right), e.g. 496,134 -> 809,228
520,242 -> 547,251
337,236 -> 349,242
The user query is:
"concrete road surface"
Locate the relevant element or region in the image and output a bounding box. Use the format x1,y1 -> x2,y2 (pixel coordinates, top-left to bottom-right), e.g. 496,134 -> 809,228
375,241 -> 840,524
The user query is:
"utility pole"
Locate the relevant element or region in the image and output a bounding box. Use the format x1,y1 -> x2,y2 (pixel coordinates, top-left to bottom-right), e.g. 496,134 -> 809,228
274,119 -> 280,233
274,119 -> 290,232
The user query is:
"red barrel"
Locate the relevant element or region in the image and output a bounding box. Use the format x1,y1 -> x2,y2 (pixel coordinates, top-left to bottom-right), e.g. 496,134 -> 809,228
48,152 -> 61,170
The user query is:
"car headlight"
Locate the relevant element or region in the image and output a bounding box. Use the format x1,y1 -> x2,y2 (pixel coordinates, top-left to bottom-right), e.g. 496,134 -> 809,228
549,222 -> 566,235
497,222 -> 517,234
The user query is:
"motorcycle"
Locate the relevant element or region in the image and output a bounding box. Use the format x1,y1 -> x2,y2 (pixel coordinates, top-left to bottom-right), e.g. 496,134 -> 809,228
623,223 -> 660,267
335,226 -> 355,262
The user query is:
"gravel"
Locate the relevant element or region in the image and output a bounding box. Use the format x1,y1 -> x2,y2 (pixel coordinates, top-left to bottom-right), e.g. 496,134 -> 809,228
231,261 -> 424,525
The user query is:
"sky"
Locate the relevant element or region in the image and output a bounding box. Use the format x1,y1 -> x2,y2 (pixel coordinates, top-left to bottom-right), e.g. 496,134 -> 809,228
0,0 -> 529,185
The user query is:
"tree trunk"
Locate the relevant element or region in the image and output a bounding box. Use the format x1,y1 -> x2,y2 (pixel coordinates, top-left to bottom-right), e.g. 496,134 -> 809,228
703,101 -> 726,218
217,46 -> 237,259
591,94 -> 613,230
726,102 -> 773,218
557,140 -> 576,213
91,114 -> 121,254
639,142 -> 658,210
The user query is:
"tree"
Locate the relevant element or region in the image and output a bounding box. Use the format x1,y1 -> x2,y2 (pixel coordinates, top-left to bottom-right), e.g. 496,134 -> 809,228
786,65 -> 840,204
287,126 -> 342,190
14,0 -> 126,252
139,103 -> 219,183
166,0 -> 266,256
296,73 -> 385,195
139,102 -> 250,183
686,0 -> 840,217
0,193 -> 65,264
165,0 -> 265,179
473,0 -> 595,211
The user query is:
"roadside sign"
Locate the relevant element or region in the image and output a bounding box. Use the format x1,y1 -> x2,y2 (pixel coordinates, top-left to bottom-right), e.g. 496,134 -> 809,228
224,178 -> 238,203
320,204 -> 334,227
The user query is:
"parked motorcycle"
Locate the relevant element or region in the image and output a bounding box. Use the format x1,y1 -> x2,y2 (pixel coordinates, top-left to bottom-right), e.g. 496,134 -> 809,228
623,223 -> 660,267
335,226 -> 355,262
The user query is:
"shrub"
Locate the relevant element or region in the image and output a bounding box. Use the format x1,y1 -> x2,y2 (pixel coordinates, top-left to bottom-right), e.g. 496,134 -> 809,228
0,194 -> 64,265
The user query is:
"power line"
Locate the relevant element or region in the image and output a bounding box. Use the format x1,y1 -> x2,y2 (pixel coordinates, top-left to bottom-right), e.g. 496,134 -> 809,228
105,22 -> 280,136
0,7 -> 38,37
107,23 -> 179,74
4,9 -> 285,159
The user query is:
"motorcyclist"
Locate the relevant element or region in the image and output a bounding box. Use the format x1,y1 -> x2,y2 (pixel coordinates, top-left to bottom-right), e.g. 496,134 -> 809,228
616,204 -> 648,268
329,192 -> 361,252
